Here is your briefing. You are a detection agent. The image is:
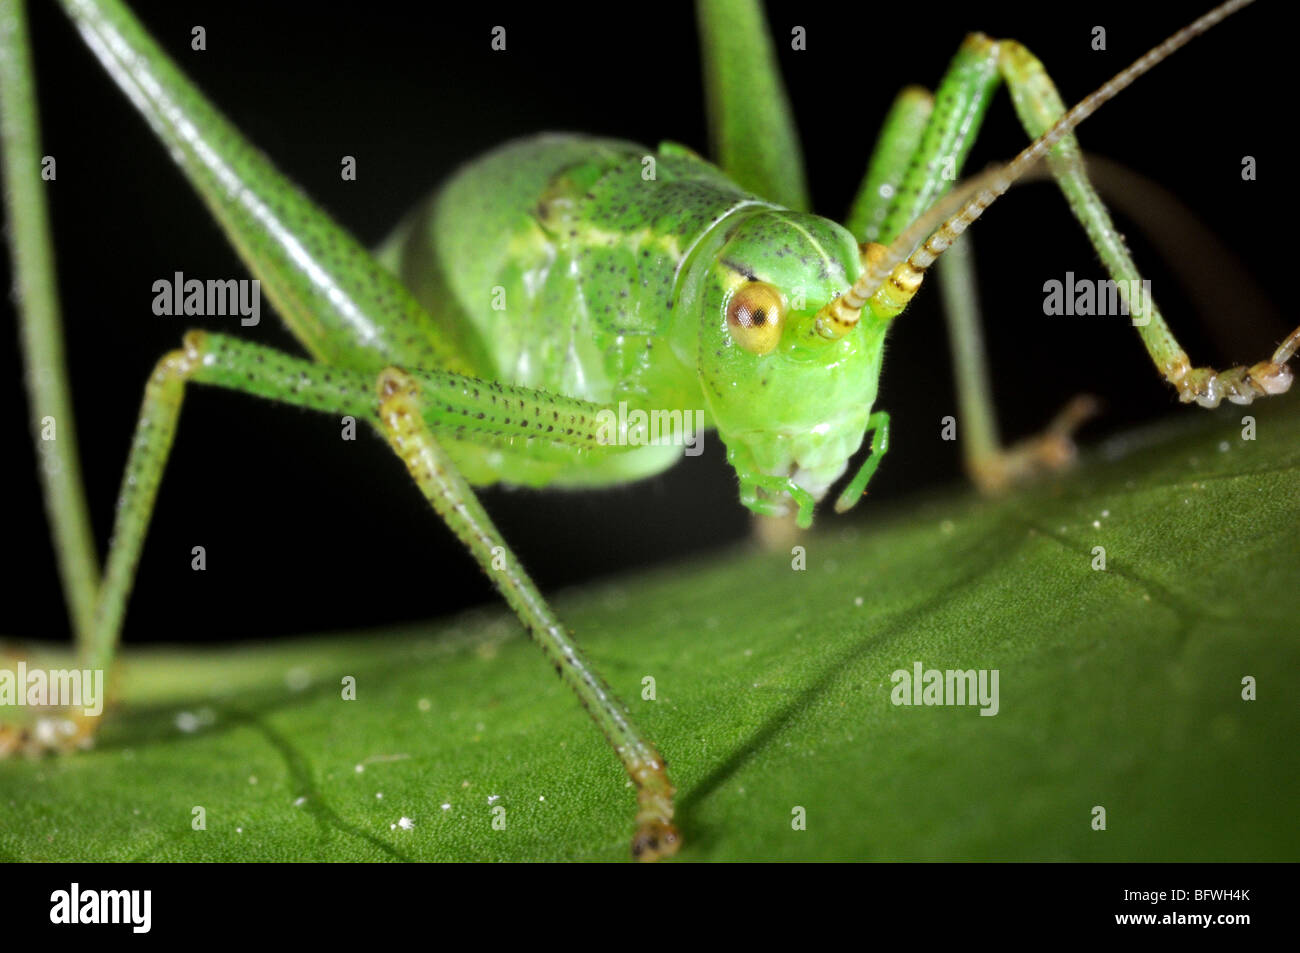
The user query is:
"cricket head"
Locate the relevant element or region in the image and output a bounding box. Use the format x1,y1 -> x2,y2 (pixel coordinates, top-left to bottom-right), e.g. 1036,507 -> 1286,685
690,210 -> 888,525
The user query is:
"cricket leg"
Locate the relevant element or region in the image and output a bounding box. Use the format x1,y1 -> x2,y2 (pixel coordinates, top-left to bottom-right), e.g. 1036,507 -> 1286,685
0,329 -> 626,753
993,36 -> 1297,407
0,0 -> 103,756
844,85 -> 934,246
697,0 -> 809,211
0,332 -> 379,755
847,47 -> 1097,495
0,0 -> 100,643
935,234 -> 1099,492
834,411 -> 892,513
375,368 -> 678,861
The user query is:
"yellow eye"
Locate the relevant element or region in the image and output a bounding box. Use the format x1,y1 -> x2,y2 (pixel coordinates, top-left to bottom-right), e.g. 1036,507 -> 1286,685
725,281 -> 785,355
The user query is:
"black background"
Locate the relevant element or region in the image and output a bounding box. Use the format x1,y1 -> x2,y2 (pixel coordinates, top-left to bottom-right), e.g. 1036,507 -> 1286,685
8,861 -> 1278,938
2,0 -> 1287,644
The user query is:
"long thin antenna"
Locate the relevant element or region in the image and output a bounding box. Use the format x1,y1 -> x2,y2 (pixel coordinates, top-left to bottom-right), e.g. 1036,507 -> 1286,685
815,0 -> 1256,339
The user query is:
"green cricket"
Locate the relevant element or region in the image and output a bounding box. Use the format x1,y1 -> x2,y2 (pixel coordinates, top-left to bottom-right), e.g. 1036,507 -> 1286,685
1,0 -> 1293,861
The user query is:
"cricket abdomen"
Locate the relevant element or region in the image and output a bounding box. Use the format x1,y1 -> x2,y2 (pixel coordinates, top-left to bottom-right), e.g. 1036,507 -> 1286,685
379,133 -> 771,487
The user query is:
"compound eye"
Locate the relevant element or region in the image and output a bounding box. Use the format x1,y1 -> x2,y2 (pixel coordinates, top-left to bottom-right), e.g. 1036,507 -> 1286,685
725,281 -> 785,355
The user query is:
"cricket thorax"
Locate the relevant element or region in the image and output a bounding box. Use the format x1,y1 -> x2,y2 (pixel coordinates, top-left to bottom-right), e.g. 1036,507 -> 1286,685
425,135 -> 765,408
415,136 -> 890,502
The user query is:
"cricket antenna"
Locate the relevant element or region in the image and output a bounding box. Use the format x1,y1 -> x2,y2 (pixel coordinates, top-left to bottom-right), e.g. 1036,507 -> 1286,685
815,0 -> 1256,340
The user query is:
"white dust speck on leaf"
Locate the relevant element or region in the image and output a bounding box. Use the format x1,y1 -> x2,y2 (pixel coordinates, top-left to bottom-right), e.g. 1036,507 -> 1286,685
854,596 -> 864,607
441,803 -> 451,811
354,764 -> 364,773
417,698 -> 431,712
248,776 -> 257,785
293,796 -> 307,807
33,719 -> 59,745
391,816 -> 414,831
1218,440 -> 1231,453
174,708 -> 214,733
1092,520 -> 1100,528
285,667 -> 311,692
375,792 -> 383,799
487,794 -> 500,804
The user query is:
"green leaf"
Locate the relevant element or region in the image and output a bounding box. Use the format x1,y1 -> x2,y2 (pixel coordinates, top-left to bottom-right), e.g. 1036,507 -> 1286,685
2,400 -> 1297,861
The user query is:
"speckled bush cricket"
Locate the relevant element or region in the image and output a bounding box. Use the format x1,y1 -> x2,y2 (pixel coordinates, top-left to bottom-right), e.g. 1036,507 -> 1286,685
1,0 -> 1290,860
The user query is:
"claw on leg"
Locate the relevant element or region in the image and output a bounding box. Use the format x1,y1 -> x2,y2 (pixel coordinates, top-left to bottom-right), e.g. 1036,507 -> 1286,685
631,818 -> 682,862
0,709 -> 98,758
629,761 -> 680,862
969,394 -> 1099,494
1171,355 -> 1294,409
1,650 -> 102,757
